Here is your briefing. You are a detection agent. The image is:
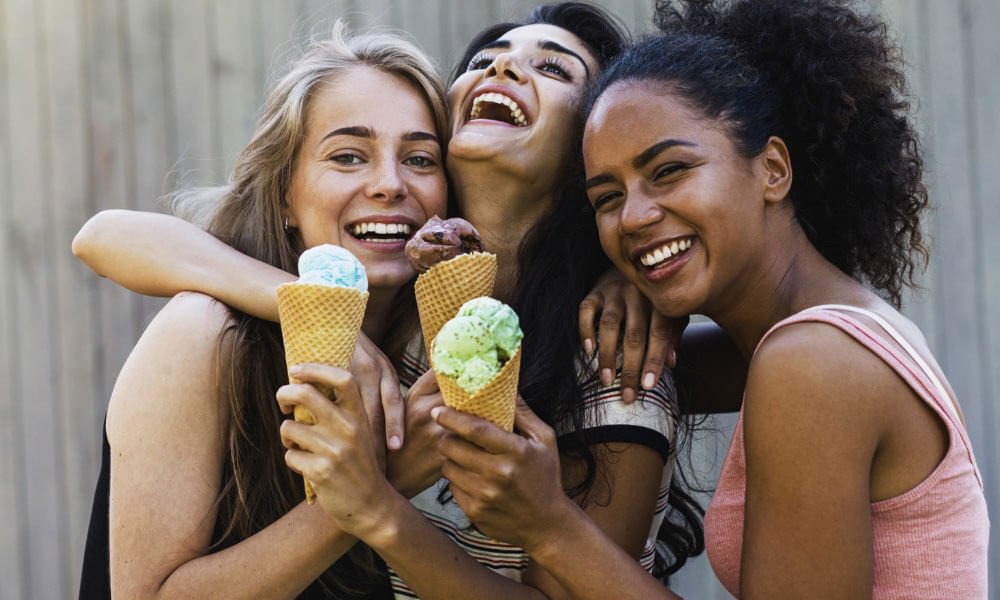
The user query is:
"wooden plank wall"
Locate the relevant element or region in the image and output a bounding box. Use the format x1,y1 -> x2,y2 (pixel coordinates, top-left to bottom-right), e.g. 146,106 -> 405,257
1,1 -> 995,598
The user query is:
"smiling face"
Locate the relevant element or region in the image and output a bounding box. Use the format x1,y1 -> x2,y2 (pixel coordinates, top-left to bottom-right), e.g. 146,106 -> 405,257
447,24 -> 597,186
584,82 -> 784,318
285,66 -> 447,291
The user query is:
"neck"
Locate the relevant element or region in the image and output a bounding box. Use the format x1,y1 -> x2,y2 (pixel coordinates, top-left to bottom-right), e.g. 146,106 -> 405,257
451,162 -> 557,301
706,222 -> 869,359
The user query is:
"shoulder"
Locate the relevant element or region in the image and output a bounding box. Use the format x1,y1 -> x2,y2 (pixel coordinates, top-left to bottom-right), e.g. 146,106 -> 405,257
107,292 -> 233,444
744,320 -> 889,464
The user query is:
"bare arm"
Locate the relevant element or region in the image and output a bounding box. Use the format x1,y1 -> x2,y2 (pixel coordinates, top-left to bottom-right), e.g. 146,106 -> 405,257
107,293 -> 356,599
72,209 -> 291,321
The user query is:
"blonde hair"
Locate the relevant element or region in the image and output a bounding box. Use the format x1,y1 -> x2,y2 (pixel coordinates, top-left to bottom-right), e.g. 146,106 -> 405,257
173,24 -> 447,597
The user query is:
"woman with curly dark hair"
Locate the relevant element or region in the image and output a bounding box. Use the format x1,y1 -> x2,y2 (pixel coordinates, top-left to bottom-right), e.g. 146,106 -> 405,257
434,1 -> 989,597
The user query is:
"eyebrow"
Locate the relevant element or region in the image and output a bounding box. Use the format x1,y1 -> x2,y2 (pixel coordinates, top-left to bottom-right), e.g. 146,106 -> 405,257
585,139 -> 697,190
321,126 -> 438,144
477,39 -> 591,77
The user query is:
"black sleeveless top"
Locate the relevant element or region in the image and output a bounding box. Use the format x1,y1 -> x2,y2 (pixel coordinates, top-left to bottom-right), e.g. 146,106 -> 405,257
79,423 -> 393,599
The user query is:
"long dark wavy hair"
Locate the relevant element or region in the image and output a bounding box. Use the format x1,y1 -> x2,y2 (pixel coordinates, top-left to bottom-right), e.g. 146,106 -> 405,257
170,24 -> 448,597
451,2 -> 705,578
590,0 -> 928,308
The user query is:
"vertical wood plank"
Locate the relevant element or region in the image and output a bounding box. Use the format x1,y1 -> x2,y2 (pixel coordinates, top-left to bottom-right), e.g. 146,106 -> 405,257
5,0 -> 66,597
395,0 -> 449,77
966,0 -> 1000,588
256,2 -> 301,92
166,1 -> 218,188
922,0 -> 989,485
0,1 -> 27,597
39,0 -> 100,590
212,0 -> 261,176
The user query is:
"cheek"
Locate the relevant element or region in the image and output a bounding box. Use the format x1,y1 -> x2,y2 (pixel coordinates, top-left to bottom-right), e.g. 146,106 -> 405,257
595,214 -> 623,264
413,174 -> 448,217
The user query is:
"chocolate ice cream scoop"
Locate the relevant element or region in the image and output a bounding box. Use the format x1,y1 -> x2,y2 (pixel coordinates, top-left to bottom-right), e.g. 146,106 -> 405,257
406,216 -> 484,273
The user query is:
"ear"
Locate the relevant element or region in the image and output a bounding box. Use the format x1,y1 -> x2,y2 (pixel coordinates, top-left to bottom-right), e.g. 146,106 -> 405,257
761,136 -> 792,205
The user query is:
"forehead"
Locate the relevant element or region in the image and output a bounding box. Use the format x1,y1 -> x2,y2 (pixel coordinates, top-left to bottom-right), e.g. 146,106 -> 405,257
306,66 -> 436,137
587,82 -> 702,141
497,23 -> 597,70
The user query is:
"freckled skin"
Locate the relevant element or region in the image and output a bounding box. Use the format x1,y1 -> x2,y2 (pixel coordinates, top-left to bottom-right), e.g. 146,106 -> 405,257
405,216 -> 484,272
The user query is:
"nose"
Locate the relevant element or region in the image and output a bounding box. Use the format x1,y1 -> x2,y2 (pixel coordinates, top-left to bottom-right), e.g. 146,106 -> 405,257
365,158 -> 407,202
485,52 -> 522,82
619,189 -> 663,234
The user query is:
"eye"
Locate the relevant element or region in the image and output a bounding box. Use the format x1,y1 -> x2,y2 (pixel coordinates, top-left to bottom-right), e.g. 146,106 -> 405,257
653,163 -> 687,180
329,152 -> 364,166
538,57 -> 571,80
590,191 -> 623,212
404,155 -> 438,168
467,53 -> 495,71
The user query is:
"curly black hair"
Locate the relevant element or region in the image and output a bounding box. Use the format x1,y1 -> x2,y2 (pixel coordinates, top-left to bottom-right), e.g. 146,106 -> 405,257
588,0 -> 929,307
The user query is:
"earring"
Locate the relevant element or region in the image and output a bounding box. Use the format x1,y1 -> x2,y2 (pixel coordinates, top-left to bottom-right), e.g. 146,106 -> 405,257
283,216 -> 289,231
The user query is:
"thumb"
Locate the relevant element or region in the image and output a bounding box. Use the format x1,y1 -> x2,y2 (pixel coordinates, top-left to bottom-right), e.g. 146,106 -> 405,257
513,396 -> 556,449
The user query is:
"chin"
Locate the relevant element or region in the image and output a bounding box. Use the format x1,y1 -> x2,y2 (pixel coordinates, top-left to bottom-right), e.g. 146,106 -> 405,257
364,263 -> 418,293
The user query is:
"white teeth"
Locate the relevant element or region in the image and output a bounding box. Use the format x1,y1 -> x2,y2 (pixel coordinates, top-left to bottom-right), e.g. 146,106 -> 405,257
469,92 -> 528,126
351,222 -> 412,238
640,238 -> 694,268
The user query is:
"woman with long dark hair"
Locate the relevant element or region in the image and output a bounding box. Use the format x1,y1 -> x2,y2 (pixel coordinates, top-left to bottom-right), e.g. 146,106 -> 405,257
435,1 -> 989,598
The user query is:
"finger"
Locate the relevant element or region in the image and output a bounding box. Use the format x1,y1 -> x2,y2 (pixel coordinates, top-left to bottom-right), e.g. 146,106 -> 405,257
380,365 -> 405,451
432,407 -> 516,454
619,286 -> 651,399
280,418 -> 331,455
288,363 -> 363,415
512,396 -> 557,452
641,312 -> 674,388
276,382 -> 336,422
353,355 -> 384,440
597,296 -> 624,385
406,369 -> 440,400
283,447 -> 329,485
577,293 -> 603,356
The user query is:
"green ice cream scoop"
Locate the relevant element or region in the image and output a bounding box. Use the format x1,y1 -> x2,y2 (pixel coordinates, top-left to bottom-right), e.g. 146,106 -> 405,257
431,315 -> 499,380
457,297 -> 524,361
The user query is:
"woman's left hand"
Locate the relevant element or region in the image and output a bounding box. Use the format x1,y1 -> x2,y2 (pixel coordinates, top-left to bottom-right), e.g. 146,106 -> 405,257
434,397 -> 570,553
277,363 -> 395,538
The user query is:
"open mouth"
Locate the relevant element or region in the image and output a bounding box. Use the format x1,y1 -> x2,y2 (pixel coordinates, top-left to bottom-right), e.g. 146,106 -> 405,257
348,222 -> 413,244
638,237 -> 695,269
468,92 -> 528,127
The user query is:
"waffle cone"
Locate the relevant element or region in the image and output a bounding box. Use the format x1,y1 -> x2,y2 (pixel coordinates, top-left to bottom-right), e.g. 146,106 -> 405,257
277,282 -> 368,503
435,344 -> 520,432
414,252 -> 497,357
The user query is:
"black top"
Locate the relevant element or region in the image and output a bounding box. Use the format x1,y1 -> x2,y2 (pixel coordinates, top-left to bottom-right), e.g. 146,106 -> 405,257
79,422 -> 393,599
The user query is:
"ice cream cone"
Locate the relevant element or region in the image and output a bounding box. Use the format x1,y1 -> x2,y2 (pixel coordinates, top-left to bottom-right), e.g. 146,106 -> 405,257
414,252 -> 497,357
277,282 -> 369,503
435,344 -> 521,432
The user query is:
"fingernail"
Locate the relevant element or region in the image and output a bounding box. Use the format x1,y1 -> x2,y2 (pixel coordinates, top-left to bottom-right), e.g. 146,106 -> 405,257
431,407 -> 443,421
669,350 -> 677,367
601,368 -> 613,386
583,338 -> 594,355
288,365 -> 303,376
389,436 -> 401,451
643,372 -> 655,389
623,387 -> 635,403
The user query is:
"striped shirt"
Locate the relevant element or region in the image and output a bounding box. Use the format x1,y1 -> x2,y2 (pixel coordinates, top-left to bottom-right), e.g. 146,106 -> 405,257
391,339 -> 678,598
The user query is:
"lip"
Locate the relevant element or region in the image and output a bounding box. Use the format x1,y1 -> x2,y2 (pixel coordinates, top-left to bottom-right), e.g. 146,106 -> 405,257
344,214 -> 419,254
628,236 -> 697,283
463,84 -> 532,127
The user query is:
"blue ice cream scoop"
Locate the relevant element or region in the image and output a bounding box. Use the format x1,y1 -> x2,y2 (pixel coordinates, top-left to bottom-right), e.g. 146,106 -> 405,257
297,244 -> 368,292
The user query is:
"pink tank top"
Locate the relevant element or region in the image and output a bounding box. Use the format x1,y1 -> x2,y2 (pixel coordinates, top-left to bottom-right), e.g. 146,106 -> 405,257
704,305 -> 989,598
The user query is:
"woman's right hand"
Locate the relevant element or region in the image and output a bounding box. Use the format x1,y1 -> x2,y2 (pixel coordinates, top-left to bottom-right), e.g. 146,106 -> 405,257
434,396 -> 570,553
352,332 -> 406,452
578,269 -> 689,400
386,370 -> 447,498
277,363 -> 397,539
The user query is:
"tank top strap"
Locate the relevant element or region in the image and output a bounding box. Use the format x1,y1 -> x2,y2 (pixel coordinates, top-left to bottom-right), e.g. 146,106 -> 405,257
800,304 -> 960,421
755,304 -> 983,489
